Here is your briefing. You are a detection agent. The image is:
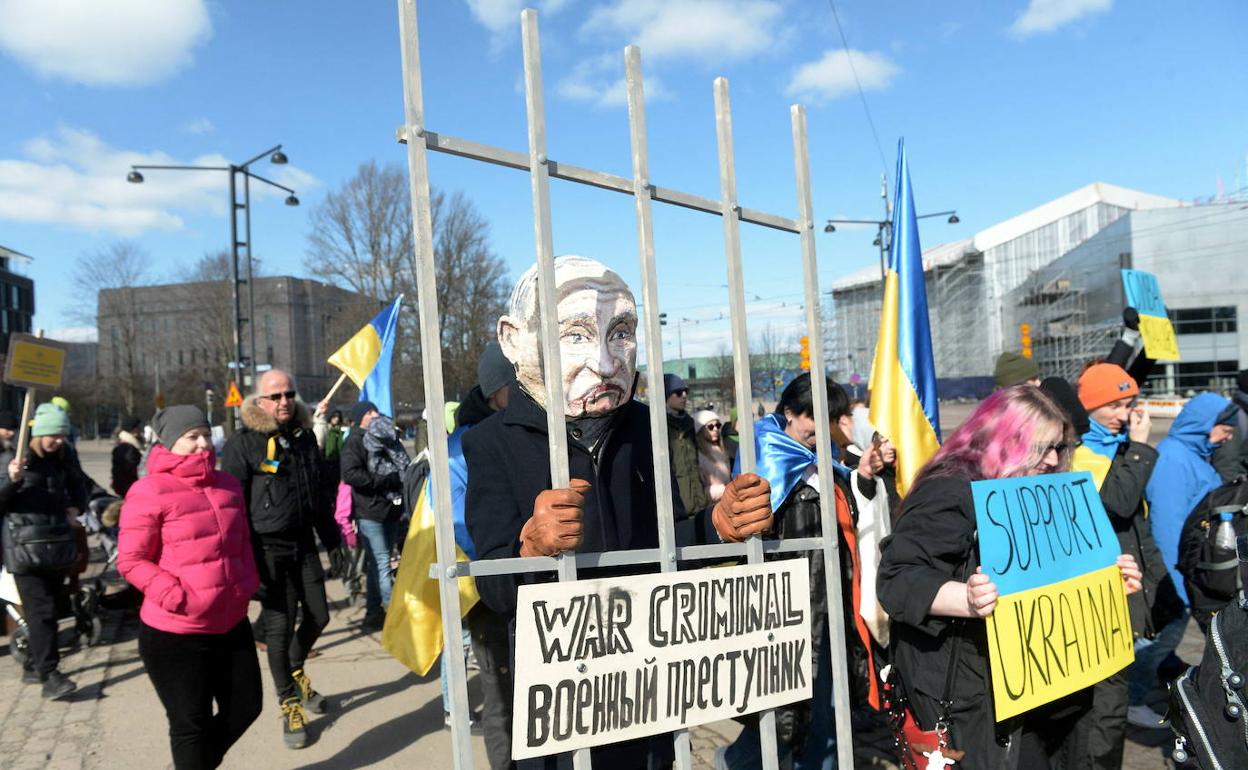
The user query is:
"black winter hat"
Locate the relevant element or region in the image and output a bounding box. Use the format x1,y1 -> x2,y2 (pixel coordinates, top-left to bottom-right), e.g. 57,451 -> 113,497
477,342 -> 515,399
0,409 -> 16,431
352,400 -> 380,425
1039,377 -> 1090,436
120,415 -> 142,433
151,405 -> 209,448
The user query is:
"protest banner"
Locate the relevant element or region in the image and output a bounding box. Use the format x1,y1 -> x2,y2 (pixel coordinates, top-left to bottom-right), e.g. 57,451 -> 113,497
1121,268 -> 1181,361
974,471 -> 1134,721
2,330 -> 67,467
511,560 -> 812,759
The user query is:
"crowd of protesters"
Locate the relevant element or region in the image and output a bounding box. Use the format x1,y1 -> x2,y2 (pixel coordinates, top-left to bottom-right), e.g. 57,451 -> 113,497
2,261 -> 1246,770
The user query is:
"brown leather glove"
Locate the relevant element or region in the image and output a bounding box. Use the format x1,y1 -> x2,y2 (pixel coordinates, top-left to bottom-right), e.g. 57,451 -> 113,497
712,472 -> 773,543
519,479 -> 590,557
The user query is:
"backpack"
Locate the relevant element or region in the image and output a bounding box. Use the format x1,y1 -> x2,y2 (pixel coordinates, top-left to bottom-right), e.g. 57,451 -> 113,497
1168,589 -> 1248,769
1178,476 -> 1248,629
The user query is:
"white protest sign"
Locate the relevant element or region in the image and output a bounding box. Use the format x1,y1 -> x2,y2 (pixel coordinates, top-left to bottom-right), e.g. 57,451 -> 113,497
512,560 -> 813,759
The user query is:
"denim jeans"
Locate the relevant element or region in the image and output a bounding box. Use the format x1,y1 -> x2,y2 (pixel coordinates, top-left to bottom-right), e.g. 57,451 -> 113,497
1128,609 -> 1190,705
357,517 -> 399,614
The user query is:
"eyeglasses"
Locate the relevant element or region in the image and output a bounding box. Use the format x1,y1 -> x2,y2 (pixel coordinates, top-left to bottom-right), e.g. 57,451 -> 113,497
261,391 -> 298,403
1035,441 -> 1073,457
705,423 -> 722,431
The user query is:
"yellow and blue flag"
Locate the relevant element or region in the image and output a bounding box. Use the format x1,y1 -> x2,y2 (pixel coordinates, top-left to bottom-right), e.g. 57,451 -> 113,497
328,296 -> 402,416
869,140 -> 941,495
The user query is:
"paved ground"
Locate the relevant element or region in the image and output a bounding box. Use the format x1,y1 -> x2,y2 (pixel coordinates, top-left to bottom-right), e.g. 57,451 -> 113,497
0,438 -> 1195,768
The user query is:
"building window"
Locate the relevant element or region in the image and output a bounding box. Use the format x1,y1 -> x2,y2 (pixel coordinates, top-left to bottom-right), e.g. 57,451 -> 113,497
1170,306 -> 1237,335
178,350 -> 184,366
265,313 -> 275,364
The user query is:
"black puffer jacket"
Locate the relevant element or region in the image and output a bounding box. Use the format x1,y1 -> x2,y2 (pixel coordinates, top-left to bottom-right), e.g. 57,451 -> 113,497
220,399 -> 339,549
0,443 -> 89,573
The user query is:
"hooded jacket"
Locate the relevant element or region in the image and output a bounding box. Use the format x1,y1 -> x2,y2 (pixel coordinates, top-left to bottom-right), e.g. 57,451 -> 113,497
1146,392 -> 1231,603
220,398 -> 339,549
118,446 -> 260,634
667,410 -> 710,515
340,428 -> 403,524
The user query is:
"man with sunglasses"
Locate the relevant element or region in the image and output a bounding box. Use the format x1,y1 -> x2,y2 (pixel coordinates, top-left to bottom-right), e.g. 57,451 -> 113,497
664,373 -> 710,517
221,369 -> 340,749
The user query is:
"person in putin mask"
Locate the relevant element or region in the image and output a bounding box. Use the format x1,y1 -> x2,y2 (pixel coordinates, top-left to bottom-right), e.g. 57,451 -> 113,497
118,406 -> 261,770
464,255 -> 773,770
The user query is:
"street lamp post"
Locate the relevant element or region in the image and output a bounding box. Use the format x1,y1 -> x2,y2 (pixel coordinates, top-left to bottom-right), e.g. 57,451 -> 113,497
127,144 -> 299,398
824,173 -> 958,283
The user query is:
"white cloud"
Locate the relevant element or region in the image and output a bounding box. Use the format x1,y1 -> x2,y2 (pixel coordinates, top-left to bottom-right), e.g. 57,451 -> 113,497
465,0 -> 575,36
0,0 -> 211,87
557,54 -> 671,108
1010,0 -> 1113,37
583,0 -> 784,62
785,49 -> 900,103
0,127 -> 316,236
184,117 -> 215,135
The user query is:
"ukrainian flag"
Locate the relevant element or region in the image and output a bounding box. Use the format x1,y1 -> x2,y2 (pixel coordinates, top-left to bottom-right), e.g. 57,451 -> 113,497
869,141 -> 941,495
328,296 -> 402,416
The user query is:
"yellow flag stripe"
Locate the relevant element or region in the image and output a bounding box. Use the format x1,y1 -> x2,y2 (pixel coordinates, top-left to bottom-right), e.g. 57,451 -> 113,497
327,323 -> 383,389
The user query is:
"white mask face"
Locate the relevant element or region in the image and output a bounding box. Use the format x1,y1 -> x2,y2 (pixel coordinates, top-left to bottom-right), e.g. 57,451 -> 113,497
498,256 -> 638,419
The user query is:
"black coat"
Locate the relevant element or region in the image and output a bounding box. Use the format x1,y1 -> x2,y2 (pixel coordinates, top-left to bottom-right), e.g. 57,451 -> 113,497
220,400 -> 339,550
0,445 -> 90,573
1097,441 -> 1183,638
463,389 -> 718,618
111,440 -> 141,498
340,430 -> 402,523
463,390 -> 718,769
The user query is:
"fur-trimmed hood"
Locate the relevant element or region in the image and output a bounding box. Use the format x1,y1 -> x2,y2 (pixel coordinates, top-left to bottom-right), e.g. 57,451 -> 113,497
240,397 -> 313,434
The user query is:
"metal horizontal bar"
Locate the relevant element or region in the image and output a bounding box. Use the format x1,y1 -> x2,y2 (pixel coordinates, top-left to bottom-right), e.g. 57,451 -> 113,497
131,164 -> 231,172
399,127 -> 801,234
431,538 -> 827,579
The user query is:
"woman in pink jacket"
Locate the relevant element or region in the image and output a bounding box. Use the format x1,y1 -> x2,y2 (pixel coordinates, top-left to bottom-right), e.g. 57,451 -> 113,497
118,406 -> 262,770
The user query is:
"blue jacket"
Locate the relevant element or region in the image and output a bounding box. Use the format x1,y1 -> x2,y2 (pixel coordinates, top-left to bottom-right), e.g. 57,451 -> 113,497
1145,392 -> 1230,602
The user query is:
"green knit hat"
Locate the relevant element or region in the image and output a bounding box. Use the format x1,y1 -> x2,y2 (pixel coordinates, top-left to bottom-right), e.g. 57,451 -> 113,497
993,351 -> 1040,389
31,403 -> 71,437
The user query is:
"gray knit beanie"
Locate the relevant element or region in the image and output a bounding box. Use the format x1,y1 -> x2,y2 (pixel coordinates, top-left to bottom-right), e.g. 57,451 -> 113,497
152,405 -> 209,448
478,342 -> 515,399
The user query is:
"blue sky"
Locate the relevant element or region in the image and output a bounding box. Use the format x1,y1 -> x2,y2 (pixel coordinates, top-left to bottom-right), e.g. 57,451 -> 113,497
2,0 -> 1245,359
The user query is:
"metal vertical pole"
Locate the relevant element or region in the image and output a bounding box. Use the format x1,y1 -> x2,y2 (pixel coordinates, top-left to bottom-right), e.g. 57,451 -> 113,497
395,1 -> 473,768
521,10 -> 586,769
624,45 -> 691,770
227,167 -> 244,396
713,77 -> 778,770
792,105 -> 855,770
243,171 -> 258,385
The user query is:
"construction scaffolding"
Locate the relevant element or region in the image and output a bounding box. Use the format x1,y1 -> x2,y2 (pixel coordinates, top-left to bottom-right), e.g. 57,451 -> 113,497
1004,270 -> 1119,383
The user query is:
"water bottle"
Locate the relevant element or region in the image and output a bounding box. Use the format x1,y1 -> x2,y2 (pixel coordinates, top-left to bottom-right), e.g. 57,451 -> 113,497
1215,511 -> 1237,551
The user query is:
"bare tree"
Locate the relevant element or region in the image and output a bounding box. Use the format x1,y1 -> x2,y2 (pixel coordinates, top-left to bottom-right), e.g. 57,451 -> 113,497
73,241 -> 150,415
305,161 -> 509,406
751,323 -> 787,401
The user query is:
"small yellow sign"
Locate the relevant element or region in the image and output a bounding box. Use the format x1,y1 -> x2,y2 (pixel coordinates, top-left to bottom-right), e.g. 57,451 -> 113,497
985,564 -> 1135,721
224,381 -> 244,408
1137,314 -> 1181,362
3,334 -> 68,390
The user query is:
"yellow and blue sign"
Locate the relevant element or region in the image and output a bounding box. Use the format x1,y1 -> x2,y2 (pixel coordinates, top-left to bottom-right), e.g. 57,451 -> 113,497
328,296 -> 403,417
868,140 -> 941,495
1121,269 -> 1180,361
974,471 -> 1134,721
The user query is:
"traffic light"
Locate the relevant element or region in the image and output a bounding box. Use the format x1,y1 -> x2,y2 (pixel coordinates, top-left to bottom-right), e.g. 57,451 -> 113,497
1020,323 -> 1033,359
799,335 -> 810,371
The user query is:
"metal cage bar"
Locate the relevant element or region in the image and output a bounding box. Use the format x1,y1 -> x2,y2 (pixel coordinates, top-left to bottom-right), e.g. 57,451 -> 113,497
791,105 -> 855,770
712,77 -> 780,770
624,44 -> 692,770
394,1 -> 474,767
395,3 -> 856,768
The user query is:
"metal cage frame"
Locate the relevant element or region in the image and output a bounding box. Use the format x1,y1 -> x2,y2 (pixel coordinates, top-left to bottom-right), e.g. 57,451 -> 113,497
395,3 -> 855,768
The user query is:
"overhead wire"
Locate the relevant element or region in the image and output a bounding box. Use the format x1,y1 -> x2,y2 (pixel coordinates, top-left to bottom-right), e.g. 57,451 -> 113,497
824,0 -> 889,175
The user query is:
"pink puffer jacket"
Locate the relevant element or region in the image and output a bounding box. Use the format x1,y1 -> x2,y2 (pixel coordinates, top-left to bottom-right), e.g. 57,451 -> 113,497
117,446 -> 259,635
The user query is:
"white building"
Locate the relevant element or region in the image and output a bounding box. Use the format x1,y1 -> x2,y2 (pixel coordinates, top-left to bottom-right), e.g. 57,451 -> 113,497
826,183 -> 1183,395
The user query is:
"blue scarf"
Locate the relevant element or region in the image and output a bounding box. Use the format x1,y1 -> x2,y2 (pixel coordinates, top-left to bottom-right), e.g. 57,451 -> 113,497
736,414 -> 850,512
1081,418 -> 1128,460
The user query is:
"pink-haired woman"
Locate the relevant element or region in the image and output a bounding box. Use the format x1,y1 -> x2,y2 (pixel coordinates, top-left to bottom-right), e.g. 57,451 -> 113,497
877,385 -> 1142,769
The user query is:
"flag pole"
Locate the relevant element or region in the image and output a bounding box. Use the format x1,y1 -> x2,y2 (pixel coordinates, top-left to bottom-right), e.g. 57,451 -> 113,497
323,372 -> 349,404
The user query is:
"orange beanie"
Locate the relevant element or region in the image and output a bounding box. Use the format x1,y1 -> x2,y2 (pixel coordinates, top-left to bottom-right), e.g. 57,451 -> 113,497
1078,363 -> 1139,411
